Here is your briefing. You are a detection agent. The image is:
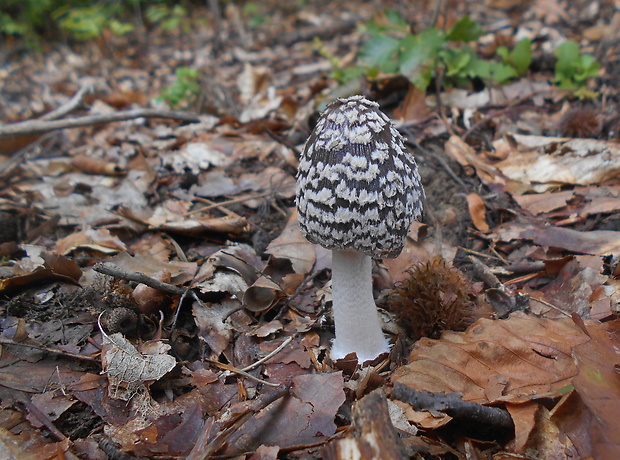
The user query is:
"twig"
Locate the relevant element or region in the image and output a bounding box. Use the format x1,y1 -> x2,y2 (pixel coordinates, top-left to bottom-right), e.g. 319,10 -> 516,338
209,361 -> 280,388
20,397 -> 69,442
93,263 -> 187,296
0,108 -> 200,138
0,338 -> 100,364
40,82 -> 93,121
467,255 -> 502,288
457,246 -> 504,261
391,383 -> 514,433
190,383 -> 291,460
240,335 -> 295,372
261,123 -> 302,157
404,138 -> 469,193
0,132 -> 59,177
429,0 -> 445,28
182,191 -> 273,217
529,296 -> 571,318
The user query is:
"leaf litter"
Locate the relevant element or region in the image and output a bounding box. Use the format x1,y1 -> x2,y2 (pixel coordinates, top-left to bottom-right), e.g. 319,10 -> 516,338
0,0 -> 619,459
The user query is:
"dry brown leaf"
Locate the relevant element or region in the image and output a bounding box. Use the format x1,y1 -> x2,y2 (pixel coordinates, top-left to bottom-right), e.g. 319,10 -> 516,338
444,136 -> 507,192
243,275 -> 285,312
494,218 -> 620,256
222,372 -> 345,454
101,332 -> 176,401
71,154 -> 126,176
571,320 -> 620,459
505,401 -> 539,453
193,299 -> 239,357
392,313 -> 589,405
55,226 -> 126,255
493,134 -> 620,190
107,251 -> 197,285
465,193 -> 490,232
265,210 -> 316,275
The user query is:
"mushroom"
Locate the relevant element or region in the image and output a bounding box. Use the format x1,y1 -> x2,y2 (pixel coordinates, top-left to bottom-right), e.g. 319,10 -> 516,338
296,95 -> 424,363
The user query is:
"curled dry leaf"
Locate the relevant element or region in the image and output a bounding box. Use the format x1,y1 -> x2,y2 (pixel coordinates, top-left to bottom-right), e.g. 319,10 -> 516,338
101,332 -> 176,401
71,154 -> 126,176
494,217 -> 620,256
132,269 -> 172,314
265,210 -> 316,276
465,193 -> 490,233
392,312 -> 590,405
493,134 -> 620,191
192,298 -> 239,357
243,275 -> 285,312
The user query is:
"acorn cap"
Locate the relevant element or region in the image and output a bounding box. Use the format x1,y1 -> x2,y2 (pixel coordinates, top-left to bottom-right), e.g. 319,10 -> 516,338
296,95 -> 424,259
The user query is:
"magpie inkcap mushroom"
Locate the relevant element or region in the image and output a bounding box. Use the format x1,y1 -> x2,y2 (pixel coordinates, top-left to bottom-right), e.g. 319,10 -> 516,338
296,95 -> 424,362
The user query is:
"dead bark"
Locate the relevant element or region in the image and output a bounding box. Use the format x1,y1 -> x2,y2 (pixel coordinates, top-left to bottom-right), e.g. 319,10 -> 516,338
325,389 -> 407,460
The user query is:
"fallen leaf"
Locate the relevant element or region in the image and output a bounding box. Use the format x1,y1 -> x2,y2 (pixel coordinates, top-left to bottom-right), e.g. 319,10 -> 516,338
101,332 -> 176,401
392,313 -> 589,404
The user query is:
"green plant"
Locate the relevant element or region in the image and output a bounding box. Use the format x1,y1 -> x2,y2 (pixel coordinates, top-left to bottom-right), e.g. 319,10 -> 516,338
554,40 -> 600,89
1,0 -> 58,47
145,4 -> 187,31
0,0 -> 188,47
158,67 -> 201,109
355,10 -> 533,91
242,2 -> 269,29
314,38 -> 365,84
52,4 -> 133,41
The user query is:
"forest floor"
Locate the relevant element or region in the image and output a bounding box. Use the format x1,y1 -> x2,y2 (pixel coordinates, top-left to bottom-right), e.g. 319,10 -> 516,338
0,0 -> 619,459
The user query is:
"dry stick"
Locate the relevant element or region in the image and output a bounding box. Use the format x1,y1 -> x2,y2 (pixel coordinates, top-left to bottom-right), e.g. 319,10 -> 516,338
0,108 -> 200,138
457,246 -> 505,262
208,361 -> 280,388
93,263 -> 187,296
261,123 -> 302,157
182,191 -> 273,217
40,82 -> 93,121
462,90 -> 553,141
20,397 -> 69,442
194,196 -> 245,219
529,296 -> 572,318
429,0 -> 445,28
0,337 -> 100,364
404,138 -> 469,193
240,335 -> 295,373
391,383 -> 514,433
0,131 -> 59,177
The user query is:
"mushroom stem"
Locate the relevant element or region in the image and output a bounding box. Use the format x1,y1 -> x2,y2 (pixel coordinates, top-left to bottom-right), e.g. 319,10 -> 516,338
330,250 -> 390,362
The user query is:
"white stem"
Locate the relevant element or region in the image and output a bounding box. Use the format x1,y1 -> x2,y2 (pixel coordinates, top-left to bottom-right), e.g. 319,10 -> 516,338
330,250 -> 390,362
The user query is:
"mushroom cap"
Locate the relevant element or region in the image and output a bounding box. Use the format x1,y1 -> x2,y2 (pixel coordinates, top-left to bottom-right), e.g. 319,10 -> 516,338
296,95 -> 424,259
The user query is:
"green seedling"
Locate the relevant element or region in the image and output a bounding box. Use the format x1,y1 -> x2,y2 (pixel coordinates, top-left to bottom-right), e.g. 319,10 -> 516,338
354,11 -> 532,91
145,4 -> 187,31
158,67 -> 201,109
52,5 -> 133,41
554,40 -> 600,90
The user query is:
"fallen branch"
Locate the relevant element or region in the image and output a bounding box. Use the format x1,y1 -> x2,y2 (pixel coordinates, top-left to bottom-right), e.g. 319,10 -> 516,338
40,82 -> 93,121
0,337 -> 100,364
391,383 -> 514,433
93,262 -> 187,296
0,108 -> 201,138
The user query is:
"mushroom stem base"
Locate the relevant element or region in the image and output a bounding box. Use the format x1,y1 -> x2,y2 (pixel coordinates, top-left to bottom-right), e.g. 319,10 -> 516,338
330,250 -> 390,363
